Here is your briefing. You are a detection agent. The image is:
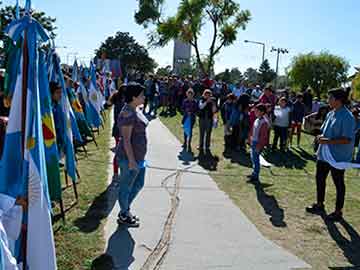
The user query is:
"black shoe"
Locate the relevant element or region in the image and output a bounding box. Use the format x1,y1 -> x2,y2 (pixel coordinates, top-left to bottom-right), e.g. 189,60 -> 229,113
326,212 -> 343,222
117,214 -> 140,228
305,203 -> 325,215
129,213 -> 140,222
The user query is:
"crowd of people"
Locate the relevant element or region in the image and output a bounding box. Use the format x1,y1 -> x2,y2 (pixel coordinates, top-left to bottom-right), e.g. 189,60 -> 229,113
106,73 -> 360,228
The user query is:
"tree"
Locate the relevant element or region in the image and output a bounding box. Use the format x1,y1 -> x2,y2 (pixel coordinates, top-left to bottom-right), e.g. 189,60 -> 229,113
95,32 -> 157,74
288,52 -> 349,98
258,59 -> 276,85
0,3 -> 57,61
156,65 -> 172,77
352,72 -> 360,100
135,0 -> 251,76
215,67 -> 243,84
244,67 -> 259,85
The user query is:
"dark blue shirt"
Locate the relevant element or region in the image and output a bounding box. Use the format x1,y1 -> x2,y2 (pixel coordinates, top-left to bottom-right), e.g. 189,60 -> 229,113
292,101 -> 305,123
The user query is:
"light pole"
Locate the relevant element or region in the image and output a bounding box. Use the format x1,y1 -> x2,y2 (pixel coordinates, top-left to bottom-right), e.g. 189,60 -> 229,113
271,47 -> 289,88
244,40 -> 265,64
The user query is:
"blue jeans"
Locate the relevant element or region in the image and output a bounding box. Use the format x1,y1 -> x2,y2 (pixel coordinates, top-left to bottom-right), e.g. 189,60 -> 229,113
250,142 -> 261,179
118,161 -> 146,216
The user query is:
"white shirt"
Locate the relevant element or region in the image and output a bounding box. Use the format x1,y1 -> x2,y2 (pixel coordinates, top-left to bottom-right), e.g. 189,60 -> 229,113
273,106 -> 291,127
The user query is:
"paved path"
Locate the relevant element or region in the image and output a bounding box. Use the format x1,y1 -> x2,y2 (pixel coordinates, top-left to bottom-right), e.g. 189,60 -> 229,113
104,118 -> 310,270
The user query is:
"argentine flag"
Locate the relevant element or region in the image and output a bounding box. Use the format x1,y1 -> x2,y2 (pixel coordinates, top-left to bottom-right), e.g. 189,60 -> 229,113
1,13 -> 57,270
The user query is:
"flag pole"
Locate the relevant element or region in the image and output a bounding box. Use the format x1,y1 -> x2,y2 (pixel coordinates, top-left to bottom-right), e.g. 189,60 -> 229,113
21,30 -> 29,270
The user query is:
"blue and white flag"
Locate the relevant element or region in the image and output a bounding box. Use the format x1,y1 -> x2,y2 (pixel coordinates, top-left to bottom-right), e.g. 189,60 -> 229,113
72,60 -> 78,82
89,62 -> 104,114
1,13 -> 57,270
49,50 -> 78,182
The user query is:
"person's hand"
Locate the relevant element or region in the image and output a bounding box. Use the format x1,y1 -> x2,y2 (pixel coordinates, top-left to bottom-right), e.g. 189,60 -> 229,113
16,197 -> 28,211
128,160 -> 139,171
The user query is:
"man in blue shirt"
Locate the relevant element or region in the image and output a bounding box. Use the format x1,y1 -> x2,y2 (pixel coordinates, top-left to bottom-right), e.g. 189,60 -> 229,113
306,88 -> 355,222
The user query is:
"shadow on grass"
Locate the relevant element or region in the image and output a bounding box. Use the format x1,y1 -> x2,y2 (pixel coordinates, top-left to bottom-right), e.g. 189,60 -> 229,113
223,149 -> 252,168
197,150 -> 219,171
263,148 -> 308,169
105,227 -> 135,270
74,179 -> 119,233
293,147 -> 317,162
249,180 -> 287,228
324,217 -> 360,269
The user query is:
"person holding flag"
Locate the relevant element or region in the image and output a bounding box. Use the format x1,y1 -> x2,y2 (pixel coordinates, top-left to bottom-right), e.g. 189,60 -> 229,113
181,88 -> 198,153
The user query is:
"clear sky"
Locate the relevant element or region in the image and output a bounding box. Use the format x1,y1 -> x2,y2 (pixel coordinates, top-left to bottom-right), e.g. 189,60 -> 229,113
3,0 -> 360,75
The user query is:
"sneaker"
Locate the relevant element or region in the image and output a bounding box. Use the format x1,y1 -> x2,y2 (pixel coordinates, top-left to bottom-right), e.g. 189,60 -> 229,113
305,203 -> 325,215
326,211 -> 343,222
117,214 -> 140,228
129,213 -> 140,222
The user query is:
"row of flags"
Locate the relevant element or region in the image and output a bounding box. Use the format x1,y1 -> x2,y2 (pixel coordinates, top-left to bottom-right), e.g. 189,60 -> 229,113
0,0 -> 109,268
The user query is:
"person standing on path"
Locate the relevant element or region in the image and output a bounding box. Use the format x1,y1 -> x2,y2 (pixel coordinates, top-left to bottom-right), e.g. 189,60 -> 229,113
306,88 -> 355,222
115,83 -> 148,227
181,88 -> 198,153
198,89 -> 217,154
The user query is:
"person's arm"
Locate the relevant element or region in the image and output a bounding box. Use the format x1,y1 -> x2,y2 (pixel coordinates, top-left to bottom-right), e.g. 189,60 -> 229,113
318,137 -> 351,145
121,125 -> 138,170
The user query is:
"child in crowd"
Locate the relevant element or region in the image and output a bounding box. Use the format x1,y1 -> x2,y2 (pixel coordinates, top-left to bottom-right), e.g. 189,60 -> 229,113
248,104 -> 270,182
221,93 -> 237,150
181,88 -> 198,153
290,93 -> 305,147
272,97 -> 291,151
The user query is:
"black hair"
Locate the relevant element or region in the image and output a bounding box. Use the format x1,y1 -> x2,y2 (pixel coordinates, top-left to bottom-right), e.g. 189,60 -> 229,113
328,88 -> 348,104
124,82 -> 145,103
49,81 -> 61,95
91,254 -> 114,270
256,104 -> 266,113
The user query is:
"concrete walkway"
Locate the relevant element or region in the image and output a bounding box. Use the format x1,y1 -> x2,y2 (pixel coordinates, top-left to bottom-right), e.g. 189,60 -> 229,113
104,118 -> 310,270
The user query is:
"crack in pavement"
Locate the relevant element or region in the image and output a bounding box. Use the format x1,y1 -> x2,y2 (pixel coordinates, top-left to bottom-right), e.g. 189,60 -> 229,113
140,165 -> 196,270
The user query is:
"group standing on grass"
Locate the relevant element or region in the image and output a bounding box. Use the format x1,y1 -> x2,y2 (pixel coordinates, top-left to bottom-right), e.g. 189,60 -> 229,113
107,73 -> 360,228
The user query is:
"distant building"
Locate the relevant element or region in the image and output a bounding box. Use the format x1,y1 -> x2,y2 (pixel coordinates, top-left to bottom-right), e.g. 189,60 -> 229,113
173,39 -> 191,75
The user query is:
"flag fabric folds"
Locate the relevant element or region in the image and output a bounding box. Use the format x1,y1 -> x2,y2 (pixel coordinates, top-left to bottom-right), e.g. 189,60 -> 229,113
38,50 -> 62,202
48,50 -> 77,183
0,13 -> 57,270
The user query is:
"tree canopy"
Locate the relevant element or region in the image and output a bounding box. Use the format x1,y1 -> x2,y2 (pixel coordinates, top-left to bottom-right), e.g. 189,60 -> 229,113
215,68 -> 243,84
0,3 -> 57,60
135,0 -> 251,76
352,72 -> 360,100
258,59 -> 276,85
288,52 -> 349,98
95,32 -> 157,74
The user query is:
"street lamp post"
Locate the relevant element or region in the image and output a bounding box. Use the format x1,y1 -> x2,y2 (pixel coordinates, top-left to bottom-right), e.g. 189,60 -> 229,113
244,40 -> 265,64
271,47 -> 289,88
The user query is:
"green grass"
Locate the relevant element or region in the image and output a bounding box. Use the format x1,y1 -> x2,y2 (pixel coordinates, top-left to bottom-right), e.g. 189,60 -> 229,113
54,112 -> 111,270
160,113 -> 360,270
